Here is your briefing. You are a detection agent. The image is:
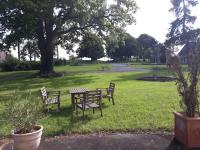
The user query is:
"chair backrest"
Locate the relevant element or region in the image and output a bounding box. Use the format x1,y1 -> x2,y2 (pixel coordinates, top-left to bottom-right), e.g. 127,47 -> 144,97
85,90 -> 102,103
108,82 -> 115,95
40,87 -> 48,101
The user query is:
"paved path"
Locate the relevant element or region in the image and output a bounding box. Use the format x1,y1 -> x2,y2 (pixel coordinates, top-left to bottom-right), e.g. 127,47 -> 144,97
3,133 -> 193,150
110,63 -> 149,72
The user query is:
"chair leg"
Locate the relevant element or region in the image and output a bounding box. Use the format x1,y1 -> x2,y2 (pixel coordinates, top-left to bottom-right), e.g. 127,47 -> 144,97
108,97 -> 111,102
82,109 -> 85,119
100,107 -> 103,117
58,103 -> 60,111
112,97 -> 115,105
76,107 -> 78,115
93,108 -> 95,114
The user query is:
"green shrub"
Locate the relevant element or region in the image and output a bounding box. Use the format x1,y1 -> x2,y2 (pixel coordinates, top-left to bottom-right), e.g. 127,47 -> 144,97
0,56 -> 41,71
4,92 -> 43,134
101,65 -> 111,71
54,58 -> 68,66
0,55 -> 18,71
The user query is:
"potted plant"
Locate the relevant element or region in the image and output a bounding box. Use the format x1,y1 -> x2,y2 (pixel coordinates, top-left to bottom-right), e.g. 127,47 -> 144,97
5,92 -> 44,150
168,39 -> 200,148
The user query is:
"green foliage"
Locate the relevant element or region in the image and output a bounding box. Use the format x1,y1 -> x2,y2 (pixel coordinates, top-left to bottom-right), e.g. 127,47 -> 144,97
4,92 -> 43,134
0,0 -> 138,74
0,55 -> 18,71
100,65 -> 111,71
106,32 -> 167,63
22,40 -> 40,61
54,58 -> 67,66
168,39 -> 200,117
137,34 -> 158,61
107,33 -> 139,61
0,56 -> 40,71
166,0 -> 200,46
78,33 -> 105,61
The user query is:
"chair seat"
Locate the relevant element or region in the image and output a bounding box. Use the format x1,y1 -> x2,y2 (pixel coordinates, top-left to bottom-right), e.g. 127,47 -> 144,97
77,102 -> 99,109
46,97 -> 59,104
102,94 -> 111,98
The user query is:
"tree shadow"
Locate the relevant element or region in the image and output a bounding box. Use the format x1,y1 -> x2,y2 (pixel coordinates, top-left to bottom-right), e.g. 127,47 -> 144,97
112,69 -> 175,83
113,72 -> 154,82
43,111 -> 100,137
0,72 -> 98,92
39,101 -> 108,137
0,71 -> 35,81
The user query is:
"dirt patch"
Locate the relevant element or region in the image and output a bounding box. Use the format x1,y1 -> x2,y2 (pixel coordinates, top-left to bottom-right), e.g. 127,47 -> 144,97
137,76 -> 176,82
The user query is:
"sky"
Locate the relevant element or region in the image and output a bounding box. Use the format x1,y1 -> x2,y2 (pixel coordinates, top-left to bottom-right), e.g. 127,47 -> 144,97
12,0 -> 200,59
126,0 -> 200,43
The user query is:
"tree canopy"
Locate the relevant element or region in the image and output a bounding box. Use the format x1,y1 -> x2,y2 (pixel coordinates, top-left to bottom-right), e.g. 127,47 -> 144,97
137,34 -> 159,62
166,0 -> 200,46
0,0 -> 138,75
77,33 -> 105,61
106,32 -> 166,63
106,33 -> 138,60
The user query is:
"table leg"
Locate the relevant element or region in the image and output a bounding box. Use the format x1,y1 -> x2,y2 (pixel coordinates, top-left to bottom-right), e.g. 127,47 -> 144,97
71,94 -> 75,111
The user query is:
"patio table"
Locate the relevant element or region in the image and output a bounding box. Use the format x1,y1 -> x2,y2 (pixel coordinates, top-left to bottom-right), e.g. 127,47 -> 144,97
69,87 -> 89,110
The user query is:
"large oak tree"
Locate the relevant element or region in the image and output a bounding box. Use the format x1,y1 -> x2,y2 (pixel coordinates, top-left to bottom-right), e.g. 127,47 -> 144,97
0,0 -> 137,75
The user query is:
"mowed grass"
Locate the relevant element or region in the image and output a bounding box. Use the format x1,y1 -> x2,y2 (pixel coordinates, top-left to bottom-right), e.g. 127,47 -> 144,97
0,64 -> 180,138
130,63 -> 188,76
55,63 -> 111,72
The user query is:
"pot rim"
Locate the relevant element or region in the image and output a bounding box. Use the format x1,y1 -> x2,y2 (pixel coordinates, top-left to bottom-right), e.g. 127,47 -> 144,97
11,125 -> 43,136
174,111 -> 200,120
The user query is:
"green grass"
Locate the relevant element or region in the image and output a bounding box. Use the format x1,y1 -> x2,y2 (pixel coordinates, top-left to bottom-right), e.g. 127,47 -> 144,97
130,63 -> 188,76
0,64 -> 180,138
55,63 -> 111,72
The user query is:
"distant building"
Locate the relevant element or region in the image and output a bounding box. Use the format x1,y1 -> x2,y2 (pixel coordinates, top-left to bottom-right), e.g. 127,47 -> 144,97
178,42 -> 196,64
0,51 -> 6,62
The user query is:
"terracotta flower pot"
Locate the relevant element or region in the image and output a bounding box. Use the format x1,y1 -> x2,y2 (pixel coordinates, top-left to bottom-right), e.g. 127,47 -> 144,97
11,125 -> 43,150
174,112 -> 200,148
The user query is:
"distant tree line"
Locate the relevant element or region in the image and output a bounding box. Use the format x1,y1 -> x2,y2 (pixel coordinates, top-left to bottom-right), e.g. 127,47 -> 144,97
77,32 -> 167,63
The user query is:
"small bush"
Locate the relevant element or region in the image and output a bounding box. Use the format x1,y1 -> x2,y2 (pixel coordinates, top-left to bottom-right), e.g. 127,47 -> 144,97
54,58 -> 68,66
101,65 -> 111,71
0,55 -> 18,71
0,56 -> 41,71
4,92 -> 44,134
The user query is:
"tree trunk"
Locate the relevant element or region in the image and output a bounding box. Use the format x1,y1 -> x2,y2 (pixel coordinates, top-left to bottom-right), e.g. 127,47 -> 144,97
18,42 -> 20,61
37,20 -> 55,76
56,46 -> 59,60
30,53 -> 32,62
34,53 -> 36,61
40,46 -> 54,75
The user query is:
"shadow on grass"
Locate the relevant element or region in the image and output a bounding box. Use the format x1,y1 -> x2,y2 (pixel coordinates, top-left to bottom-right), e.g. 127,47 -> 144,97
0,72 -> 98,92
41,103 -> 107,137
112,69 -> 175,82
113,72 -> 154,82
0,71 -> 35,81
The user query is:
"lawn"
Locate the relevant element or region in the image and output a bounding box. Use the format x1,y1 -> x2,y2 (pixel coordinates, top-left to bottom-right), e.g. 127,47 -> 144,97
130,63 -> 188,76
55,63 -> 111,72
0,63 -> 180,138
